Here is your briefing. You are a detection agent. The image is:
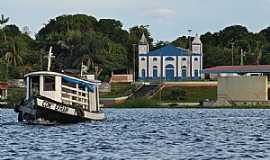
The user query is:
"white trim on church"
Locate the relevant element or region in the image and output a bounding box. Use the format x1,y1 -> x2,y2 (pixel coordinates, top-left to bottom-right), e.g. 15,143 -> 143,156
138,34 -> 203,81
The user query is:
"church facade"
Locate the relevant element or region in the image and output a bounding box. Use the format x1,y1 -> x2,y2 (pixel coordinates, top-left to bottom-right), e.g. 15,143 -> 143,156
138,34 -> 203,81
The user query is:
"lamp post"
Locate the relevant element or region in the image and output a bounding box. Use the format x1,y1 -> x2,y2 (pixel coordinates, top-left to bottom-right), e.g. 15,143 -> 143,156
132,44 -> 137,82
231,42 -> 235,66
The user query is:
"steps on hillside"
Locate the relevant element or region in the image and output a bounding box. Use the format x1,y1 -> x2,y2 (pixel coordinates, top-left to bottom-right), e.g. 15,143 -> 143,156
130,84 -> 161,99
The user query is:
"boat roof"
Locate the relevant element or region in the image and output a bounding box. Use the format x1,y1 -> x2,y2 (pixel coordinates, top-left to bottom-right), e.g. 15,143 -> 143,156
24,71 -> 101,85
203,65 -> 270,74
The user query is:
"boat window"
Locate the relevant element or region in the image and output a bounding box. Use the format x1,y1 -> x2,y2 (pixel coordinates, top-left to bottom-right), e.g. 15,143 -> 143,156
30,76 -> 40,97
44,76 -> 55,91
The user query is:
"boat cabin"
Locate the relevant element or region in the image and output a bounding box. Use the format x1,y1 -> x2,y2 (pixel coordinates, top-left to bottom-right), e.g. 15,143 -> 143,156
0,82 -> 8,105
24,71 -> 101,112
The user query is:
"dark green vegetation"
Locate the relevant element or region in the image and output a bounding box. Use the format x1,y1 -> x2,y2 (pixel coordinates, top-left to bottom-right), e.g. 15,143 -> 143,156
0,14 -> 153,81
172,25 -> 270,67
7,88 -> 24,105
1,13 -> 270,81
115,98 -> 159,108
100,83 -> 137,98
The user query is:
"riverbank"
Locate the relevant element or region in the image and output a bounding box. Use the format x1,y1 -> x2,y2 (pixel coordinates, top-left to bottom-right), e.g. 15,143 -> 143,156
6,85 -> 270,109
0,87 -> 24,109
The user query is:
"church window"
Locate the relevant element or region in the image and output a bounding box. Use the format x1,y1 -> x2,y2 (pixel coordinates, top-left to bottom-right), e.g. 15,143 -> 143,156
182,57 -> 186,61
141,57 -> 145,61
181,66 -> 187,69
194,57 -> 198,61
153,57 -> 157,61
165,57 -> 174,61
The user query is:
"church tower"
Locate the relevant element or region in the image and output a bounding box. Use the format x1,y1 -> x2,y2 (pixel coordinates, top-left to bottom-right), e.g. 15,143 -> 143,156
192,34 -> 203,79
192,34 -> 203,54
138,33 -> 149,54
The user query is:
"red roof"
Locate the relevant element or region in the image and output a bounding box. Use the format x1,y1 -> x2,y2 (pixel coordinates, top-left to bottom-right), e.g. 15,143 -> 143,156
0,82 -> 8,89
203,65 -> 270,74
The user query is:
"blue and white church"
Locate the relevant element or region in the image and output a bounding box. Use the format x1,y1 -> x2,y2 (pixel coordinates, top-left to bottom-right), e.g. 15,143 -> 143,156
138,33 -> 203,81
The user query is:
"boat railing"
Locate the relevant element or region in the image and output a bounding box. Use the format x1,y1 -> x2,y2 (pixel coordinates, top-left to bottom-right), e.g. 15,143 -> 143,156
61,85 -> 88,110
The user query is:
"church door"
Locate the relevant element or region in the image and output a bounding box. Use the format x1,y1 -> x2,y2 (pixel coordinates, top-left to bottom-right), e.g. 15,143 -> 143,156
153,66 -> 158,80
194,69 -> 199,78
182,69 -> 187,79
165,64 -> 174,81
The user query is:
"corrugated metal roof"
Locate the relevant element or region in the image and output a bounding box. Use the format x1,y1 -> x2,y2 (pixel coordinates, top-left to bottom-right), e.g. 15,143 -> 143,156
203,65 -> 270,74
139,44 -> 201,56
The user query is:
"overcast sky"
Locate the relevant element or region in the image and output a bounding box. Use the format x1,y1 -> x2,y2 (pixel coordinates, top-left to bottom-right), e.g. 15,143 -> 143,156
1,0 -> 270,41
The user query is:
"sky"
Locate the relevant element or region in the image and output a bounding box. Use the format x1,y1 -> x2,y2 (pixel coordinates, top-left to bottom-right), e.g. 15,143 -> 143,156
1,0 -> 270,41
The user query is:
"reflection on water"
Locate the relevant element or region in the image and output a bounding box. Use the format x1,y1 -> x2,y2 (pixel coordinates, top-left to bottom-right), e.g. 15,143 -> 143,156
1,108 -> 270,159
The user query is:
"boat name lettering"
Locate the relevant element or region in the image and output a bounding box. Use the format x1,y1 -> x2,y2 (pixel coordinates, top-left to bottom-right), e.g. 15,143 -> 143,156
42,101 -> 52,109
55,104 -> 69,113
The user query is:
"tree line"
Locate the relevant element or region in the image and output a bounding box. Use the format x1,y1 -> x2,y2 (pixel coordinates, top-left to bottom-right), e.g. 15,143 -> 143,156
0,13 -> 270,80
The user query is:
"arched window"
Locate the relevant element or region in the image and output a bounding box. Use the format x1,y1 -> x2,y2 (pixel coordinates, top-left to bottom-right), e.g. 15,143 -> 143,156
141,57 -> 145,61
165,57 -> 174,61
182,57 -> 186,61
181,66 -> 187,69
153,57 -> 157,61
194,57 -> 198,61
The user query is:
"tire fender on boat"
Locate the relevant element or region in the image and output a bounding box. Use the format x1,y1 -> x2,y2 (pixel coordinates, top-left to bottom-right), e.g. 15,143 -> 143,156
75,107 -> 84,118
18,112 -> 23,122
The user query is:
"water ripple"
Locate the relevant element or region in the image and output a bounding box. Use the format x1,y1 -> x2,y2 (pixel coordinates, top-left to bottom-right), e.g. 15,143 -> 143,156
1,109 -> 270,159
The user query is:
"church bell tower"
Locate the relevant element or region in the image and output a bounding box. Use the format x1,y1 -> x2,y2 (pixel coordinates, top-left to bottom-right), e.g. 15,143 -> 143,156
138,33 -> 149,54
192,34 -> 203,54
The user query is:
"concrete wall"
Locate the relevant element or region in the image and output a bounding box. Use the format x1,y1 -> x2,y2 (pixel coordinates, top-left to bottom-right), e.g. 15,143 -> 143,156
111,74 -> 133,83
218,76 -> 268,101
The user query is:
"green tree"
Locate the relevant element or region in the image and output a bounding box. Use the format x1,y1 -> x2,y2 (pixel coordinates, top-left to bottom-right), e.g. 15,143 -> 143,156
0,14 -> 9,42
5,37 -> 26,66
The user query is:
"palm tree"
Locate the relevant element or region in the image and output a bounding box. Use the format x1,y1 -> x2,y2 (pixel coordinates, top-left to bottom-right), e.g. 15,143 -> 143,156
5,37 -> 24,67
0,14 -> 10,42
255,41 -> 263,65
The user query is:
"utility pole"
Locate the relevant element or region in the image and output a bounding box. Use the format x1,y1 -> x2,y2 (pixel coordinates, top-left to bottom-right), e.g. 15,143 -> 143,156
231,42 -> 234,66
132,44 -> 136,82
240,49 -> 244,66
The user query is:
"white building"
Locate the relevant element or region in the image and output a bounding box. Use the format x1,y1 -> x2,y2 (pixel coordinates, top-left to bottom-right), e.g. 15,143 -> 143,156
138,34 -> 203,81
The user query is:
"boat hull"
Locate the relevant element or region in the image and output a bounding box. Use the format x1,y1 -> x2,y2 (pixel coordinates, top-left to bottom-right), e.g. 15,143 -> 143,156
15,96 -> 105,124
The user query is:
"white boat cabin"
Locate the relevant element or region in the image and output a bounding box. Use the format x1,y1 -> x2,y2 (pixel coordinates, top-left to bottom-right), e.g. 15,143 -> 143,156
24,71 -> 101,112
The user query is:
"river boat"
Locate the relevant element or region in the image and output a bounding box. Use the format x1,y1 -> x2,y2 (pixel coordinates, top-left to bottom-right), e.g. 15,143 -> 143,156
14,47 -> 105,124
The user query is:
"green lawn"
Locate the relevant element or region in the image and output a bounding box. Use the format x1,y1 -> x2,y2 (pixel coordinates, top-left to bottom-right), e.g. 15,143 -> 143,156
153,86 -> 217,103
